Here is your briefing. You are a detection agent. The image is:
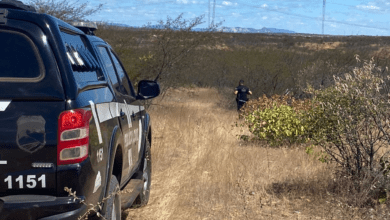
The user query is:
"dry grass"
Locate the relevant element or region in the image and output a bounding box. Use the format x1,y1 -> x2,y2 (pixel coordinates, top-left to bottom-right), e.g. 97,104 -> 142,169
300,42 -> 345,50
124,87 -> 390,220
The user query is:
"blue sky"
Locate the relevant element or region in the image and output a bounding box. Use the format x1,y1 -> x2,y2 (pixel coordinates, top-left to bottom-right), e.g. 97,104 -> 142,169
83,0 -> 390,36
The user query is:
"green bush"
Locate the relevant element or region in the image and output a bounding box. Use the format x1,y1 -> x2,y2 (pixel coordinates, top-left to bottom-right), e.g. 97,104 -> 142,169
240,94 -> 312,145
244,103 -> 309,146
242,56 -> 390,205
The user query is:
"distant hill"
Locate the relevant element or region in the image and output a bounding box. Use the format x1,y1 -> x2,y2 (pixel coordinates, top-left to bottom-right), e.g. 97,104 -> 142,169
214,27 -> 295,34
96,22 -> 295,34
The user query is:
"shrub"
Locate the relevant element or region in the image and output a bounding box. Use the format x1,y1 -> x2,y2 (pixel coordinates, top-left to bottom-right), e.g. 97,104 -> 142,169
241,94 -> 312,145
244,104 -> 306,145
304,56 -> 390,205
241,56 -> 390,205
307,56 -> 390,176
29,0 -> 103,22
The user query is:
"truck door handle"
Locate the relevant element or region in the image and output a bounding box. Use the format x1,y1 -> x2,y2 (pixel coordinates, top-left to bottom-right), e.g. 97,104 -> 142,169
120,110 -> 126,118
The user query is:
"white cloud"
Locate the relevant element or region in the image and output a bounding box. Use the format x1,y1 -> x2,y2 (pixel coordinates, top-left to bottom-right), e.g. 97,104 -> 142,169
222,1 -> 232,6
354,0 -> 390,13
272,16 -> 283,21
176,0 -> 189,4
356,4 -> 380,10
262,16 -> 268,20
261,4 -> 268,8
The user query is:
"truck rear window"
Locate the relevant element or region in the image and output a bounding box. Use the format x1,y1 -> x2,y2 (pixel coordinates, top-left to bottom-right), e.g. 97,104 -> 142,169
0,30 -> 44,82
59,30 -> 105,88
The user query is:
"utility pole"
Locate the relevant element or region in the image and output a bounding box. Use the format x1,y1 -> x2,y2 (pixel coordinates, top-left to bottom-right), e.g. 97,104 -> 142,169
208,0 -> 210,28
212,0 -> 216,27
322,0 -> 326,35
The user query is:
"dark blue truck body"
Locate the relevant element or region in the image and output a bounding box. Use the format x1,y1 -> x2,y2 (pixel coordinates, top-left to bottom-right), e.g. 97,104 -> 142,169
0,1 -> 158,219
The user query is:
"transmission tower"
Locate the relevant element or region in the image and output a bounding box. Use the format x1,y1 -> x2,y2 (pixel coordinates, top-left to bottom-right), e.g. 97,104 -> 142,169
322,0 -> 326,35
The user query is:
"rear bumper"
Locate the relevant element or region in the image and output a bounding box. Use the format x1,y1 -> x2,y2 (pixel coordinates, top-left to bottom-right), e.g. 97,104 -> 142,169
0,195 -> 87,220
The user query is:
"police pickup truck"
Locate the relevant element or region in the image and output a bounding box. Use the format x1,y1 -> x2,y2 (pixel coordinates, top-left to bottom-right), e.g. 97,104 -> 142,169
0,0 -> 160,219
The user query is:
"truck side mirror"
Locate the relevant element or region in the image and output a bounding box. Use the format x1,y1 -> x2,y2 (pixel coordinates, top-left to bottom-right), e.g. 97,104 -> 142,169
137,80 -> 160,100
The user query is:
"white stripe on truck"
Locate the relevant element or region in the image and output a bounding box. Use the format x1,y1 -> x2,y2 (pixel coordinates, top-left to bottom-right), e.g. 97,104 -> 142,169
89,101 -> 145,144
0,100 -> 11,111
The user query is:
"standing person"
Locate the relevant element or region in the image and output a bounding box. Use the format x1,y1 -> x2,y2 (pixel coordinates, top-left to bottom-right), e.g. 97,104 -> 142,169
234,80 -> 252,111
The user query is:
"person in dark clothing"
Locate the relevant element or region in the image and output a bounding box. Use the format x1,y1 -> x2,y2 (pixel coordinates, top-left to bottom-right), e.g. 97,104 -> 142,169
234,80 -> 252,111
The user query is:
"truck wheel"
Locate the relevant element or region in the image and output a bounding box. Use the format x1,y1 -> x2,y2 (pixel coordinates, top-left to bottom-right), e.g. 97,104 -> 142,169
104,175 -> 121,220
133,139 -> 151,207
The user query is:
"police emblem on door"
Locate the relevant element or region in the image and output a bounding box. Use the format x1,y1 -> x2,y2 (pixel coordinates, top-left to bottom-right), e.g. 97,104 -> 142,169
16,116 -> 46,153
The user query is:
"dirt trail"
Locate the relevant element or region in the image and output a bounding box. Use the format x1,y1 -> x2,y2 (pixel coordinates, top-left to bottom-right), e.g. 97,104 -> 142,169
123,88 -> 368,220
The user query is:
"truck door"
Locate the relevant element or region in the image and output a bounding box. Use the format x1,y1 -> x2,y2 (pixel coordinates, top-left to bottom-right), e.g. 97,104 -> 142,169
95,46 -> 139,182
108,50 -> 143,172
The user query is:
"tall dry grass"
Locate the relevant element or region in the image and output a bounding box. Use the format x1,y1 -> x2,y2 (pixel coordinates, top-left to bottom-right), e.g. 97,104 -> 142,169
124,87 -> 390,220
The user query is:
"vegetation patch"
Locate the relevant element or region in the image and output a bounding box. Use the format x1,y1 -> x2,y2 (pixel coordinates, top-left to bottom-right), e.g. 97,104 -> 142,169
241,56 -> 390,208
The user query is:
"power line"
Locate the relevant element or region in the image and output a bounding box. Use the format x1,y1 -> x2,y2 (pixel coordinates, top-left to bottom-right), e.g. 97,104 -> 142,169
327,2 -> 357,8
323,19 -> 390,31
102,1 -> 390,32
240,2 -> 390,32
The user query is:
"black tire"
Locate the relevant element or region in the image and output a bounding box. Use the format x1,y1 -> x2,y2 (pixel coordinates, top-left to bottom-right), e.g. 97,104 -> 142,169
133,138 -> 151,207
103,175 -> 121,220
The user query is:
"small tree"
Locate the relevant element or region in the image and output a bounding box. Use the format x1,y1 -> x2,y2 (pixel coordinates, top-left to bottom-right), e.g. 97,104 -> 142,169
137,13 -> 221,88
28,0 -> 103,22
307,56 -> 390,177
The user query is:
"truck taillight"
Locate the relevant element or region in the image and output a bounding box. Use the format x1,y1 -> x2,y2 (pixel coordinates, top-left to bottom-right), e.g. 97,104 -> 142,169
58,109 -> 92,165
